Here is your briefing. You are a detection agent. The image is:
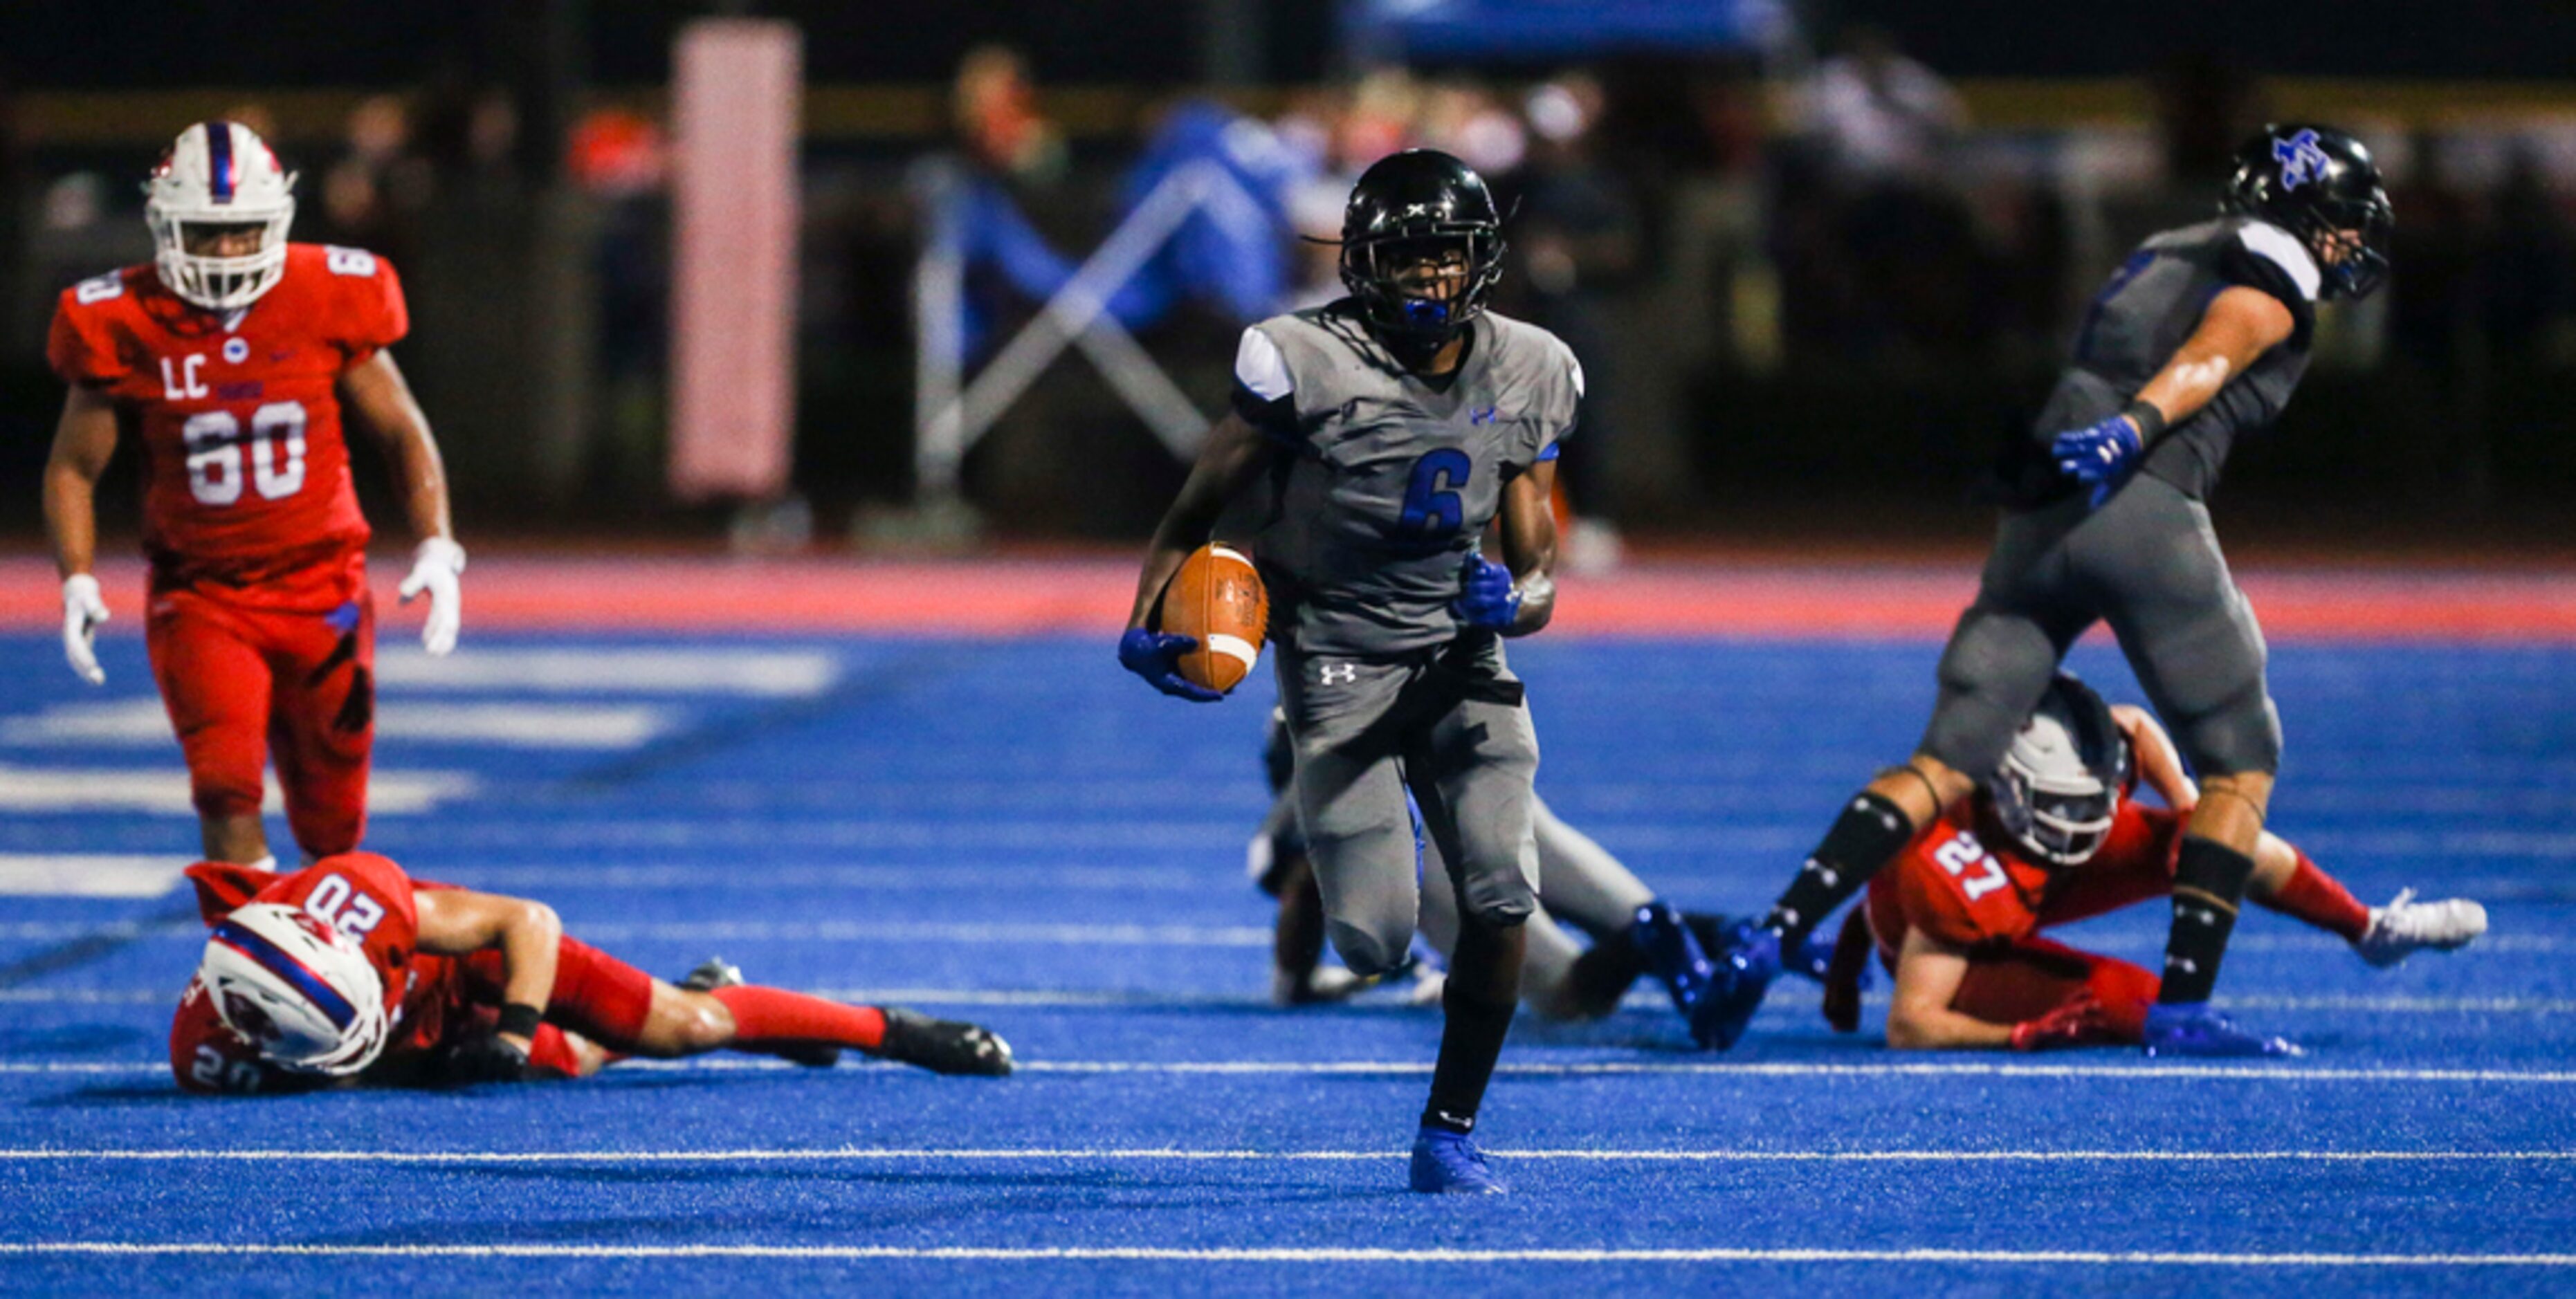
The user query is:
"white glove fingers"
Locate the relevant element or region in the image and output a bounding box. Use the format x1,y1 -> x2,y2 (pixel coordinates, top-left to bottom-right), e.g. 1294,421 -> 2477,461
60,575 -> 109,685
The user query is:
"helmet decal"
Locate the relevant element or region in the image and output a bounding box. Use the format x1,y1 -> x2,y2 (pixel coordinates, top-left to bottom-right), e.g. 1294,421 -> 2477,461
209,916 -> 360,1031
2271,128 -> 2329,192
202,118 -> 236,203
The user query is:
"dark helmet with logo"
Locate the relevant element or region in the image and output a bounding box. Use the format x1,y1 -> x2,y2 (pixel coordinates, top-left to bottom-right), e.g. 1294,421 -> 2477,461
2222,122 -> 2393,300
1337,149 -> 1507,352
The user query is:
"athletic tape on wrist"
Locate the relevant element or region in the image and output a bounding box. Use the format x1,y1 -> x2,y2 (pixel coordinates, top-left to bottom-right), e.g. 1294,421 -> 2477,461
2121,399 -> 2168,444
497,1002 -> 542,1039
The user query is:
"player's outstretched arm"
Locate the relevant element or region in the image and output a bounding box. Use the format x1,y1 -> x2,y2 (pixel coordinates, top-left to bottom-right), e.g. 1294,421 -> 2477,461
414,887 -> 563,1056
43,385 -> 120,685
340,351 -> 466,655
1886,927 -> 2016,1050
2110,703 -> 2198,811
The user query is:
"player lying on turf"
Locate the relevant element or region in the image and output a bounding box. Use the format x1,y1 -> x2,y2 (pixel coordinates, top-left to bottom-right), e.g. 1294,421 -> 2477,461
1816,673 -> 2485,1051
1245,710 -> 1847,1022
170,851 -> 1012,1093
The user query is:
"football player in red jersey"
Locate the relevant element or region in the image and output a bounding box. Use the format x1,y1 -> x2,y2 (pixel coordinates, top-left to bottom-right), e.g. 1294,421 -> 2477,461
170,850 -> 1014,1094
42,120 -> 465,872
1820,674 -> 2487,1051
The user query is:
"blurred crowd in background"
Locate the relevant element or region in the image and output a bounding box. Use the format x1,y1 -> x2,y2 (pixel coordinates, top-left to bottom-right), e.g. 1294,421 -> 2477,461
4,4 -> 2575,551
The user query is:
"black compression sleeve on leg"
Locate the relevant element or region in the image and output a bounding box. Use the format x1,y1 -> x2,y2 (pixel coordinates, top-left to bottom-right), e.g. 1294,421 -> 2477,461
1422,920 -> 1522,1134
1423,979 -> 1516,1134
2158,836 -> 2258,1004
1762,791 -> 1916,946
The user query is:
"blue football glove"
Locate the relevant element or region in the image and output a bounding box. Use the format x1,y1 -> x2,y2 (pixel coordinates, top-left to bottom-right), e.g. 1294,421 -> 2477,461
1117,627 -> 1223,702
1450,553 -> 1521,631
2050,414 -> 2144,508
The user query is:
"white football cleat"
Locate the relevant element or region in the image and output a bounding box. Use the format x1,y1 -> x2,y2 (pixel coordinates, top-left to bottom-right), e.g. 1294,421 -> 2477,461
2354,889 -> 2487,968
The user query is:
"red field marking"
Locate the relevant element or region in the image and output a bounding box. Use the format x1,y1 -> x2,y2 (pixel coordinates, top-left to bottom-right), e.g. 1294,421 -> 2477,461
3,555 -> 2573,641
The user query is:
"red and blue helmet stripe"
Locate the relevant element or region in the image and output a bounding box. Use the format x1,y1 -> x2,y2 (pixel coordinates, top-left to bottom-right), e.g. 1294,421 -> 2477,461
202,120 -> 236,204
210,916 -> 358,1030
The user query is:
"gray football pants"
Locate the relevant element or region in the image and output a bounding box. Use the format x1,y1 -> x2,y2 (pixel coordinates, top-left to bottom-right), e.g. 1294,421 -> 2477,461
1419,795 -> 1656,1019
1920,474 -> 2283,782
1277,637 -> 1541,979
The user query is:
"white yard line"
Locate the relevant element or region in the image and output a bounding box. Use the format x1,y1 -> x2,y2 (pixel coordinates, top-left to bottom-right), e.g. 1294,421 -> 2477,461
2,1146 -> 2569,1165
0,766 -> 473,816
1,700 -> 676,749
7,1058 -> 2576,1083
371,647 -> 839,697
0,1242 -> 2569,1267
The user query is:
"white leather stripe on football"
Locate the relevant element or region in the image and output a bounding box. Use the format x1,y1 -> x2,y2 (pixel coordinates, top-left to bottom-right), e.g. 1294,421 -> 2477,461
1207,634 -> 1259,667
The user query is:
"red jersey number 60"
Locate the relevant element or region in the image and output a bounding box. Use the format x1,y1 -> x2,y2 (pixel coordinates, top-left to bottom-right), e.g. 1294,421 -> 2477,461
181,400 -> 309,507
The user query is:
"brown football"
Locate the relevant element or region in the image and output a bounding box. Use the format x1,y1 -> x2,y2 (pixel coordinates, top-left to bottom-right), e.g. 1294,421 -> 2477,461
1160,542 -> 1269,694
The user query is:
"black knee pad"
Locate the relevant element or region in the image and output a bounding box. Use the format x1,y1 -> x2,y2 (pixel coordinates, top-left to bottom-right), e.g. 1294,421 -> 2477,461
2177,688 -> 2282,778
1326,919 -> 1412,979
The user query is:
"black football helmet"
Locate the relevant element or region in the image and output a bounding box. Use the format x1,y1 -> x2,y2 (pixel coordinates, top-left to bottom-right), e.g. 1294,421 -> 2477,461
1337,149 -> 1506,353
2222,122 -> 2393,300
1989,672 -> 2133,867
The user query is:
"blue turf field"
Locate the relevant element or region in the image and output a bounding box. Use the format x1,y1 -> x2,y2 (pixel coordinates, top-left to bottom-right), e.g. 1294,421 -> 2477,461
1,629 -> 2572,1295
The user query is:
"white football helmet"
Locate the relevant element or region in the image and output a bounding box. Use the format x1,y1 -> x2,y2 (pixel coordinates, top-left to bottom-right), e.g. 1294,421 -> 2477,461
199,901 -> 389,1076
144,120 -> 298,311
1990,673 -> 2132,867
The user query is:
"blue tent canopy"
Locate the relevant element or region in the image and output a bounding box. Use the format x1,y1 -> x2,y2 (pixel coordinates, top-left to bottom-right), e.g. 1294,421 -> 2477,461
1349,0 -> 1784,61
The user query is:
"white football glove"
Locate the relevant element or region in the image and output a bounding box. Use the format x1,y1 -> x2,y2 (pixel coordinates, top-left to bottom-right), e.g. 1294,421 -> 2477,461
61,574 -> 109,685
397,537 -> 466,656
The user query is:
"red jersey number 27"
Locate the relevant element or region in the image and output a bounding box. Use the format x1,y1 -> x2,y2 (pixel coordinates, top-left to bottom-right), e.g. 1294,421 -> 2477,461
1932,831 -> 2012,902
182,401 -> 308,506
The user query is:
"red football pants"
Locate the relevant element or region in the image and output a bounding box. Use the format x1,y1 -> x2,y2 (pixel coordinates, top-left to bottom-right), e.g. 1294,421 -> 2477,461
145,579 -> 375,858
1950,934 -> 2160,1043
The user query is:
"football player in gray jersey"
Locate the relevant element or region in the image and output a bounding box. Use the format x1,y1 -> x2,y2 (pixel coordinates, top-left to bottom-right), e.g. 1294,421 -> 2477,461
1683,124 -> 2395,1058
1122,150 -> 1581,1192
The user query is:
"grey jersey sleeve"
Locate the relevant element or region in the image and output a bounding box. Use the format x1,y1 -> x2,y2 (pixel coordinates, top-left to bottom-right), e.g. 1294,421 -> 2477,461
1229,324 -> 1303,446
1510,331 -> 1585,471
1536,340 -> 1583,466
2218,221 -> 2319,346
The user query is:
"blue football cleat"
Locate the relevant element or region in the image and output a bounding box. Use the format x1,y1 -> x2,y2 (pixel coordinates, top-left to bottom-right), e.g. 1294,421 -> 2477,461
1409,1125 -> 1506,1195
2141,1002 -> 2302,1058
1632,903 -> 1715,1024
1692,923 -> 1781,1051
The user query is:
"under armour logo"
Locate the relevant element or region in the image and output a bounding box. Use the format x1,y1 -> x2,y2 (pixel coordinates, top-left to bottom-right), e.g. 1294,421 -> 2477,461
1469,405 -> 1501,425
1319,663 -> 1358,685
2273,128 -> 2330,192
